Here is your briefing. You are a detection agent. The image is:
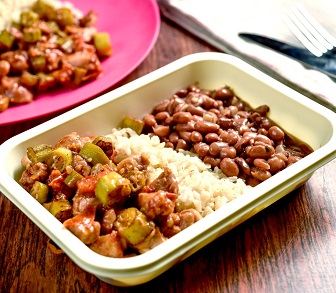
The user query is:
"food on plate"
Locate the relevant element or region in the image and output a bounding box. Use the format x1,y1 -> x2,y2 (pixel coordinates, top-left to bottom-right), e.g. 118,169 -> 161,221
0,0 -> 112,112
141,84 -> 313,186
18,83 -> 313,257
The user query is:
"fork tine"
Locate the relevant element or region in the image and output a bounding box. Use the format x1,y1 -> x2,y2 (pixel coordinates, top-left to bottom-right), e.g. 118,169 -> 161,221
292,5 -> 333,50
283,13 -> 324,57
295,4 -> 336,47
283,5 -> 336,57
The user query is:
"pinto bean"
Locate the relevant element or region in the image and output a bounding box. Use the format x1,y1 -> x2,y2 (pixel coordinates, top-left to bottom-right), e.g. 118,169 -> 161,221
218,117 -> 236,130
251,167 -> 272,181
288,155 -> 301,165
164,116 -> 175,127
203,156 -> 221,168
253,158 -> 270,170
219,129 -> 239,145
187,104 -> 206,116
143,114 -> 156,127
219,146 -> 236,159
235,157 -> 251,175
152,125 -> 170,137
169,132 -> 179,144
155,111 -> 170,122
203,112 -> 218,123
254,134 -> 273,146
212,86 -> 234,100
172,111 -> 193,124
175,89 -> 188,98
248,144 -> 275,159
194,142 -> 209,157
190,131 -> 203,143
268,126 -> 285,141
209,141 -> 228,157
268,156 -> 286,174
205,133 -> 220,144
194,120 -> 219,133
175,121 -> 195,132
176,139 -> 188,150
220,158 -> 239,177
179,131 -> 192,142
152,99 -> 170,114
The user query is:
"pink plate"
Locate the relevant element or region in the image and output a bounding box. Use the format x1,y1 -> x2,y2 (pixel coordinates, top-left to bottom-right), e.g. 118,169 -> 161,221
0,0 -> 160,125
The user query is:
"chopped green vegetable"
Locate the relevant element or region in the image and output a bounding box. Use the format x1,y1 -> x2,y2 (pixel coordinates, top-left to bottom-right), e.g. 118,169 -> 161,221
64,170 -> 83,188
54,8 -> 75,27
30,181 -> 49,203
93,33 -> 112,58
26,144 -> 52,164
72,67 -> 87,86
123,170 -> 146,193
0,30 -> 15,49
20,11 -> 39,27
37,72 -> 56,91
95,171 -> 131,205
46,147 -> 73,172
114,207 -> 154,246
49,199 -> 72,222
23,27 -> 42,43
92,136 -> 113,157
121,115 -> 145,135
20,71 -> 39,87
31,56 -> 46,73
79,142 -> 110,165
32,0 -> 55,20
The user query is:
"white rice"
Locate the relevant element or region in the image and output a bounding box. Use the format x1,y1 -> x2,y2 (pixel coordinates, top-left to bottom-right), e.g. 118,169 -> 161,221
107,128 -> 251,217
0,0 -> 83,30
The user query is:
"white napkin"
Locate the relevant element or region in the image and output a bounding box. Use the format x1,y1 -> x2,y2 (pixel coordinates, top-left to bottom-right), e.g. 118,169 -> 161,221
158,0 -> 336,111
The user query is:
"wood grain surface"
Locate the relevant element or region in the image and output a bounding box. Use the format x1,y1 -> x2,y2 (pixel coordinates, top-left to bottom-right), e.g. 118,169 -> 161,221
1,18 -> 336,293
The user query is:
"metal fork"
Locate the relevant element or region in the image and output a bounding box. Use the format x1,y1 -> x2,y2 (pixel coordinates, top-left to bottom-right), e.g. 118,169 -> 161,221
283,4 -> 336,57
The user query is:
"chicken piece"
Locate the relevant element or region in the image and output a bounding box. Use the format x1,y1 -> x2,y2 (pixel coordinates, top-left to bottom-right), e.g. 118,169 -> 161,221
116,154 -> 150,175
133,227 -> 167,254
137,190 -> 177,220
53,132 -> 92,152
160,209 -> 203,238
19,162 -> 49,191
101,208 -> 117,234
1,76 -> 34,104
45,48 -> 64,71
1,50 -> 29,73
80,10 -> 98,28
47,169 -> 74,200
72,193 -> 101,216
89,231 -> 126,258
63,205 -> 100,245
147,167 -> 179,194
72,154 -> 91,176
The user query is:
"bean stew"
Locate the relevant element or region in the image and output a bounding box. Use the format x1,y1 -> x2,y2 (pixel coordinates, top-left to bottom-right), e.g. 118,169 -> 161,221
141,84 -> 314,186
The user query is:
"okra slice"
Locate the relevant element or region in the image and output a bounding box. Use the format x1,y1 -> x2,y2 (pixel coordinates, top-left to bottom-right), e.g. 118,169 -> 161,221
114,207 -> 154,246
46,147 -> 73,172
92,136 -> 113,157
0,30 -> 15,49
49,199 -> 72,222
79,142 -> 110,165
30,181 -> 49,203
93,32 -> 112,58
95,171 -> 131,205
26,144 -> 52,164
121,115 -> 144,135
64,170 -> 83,188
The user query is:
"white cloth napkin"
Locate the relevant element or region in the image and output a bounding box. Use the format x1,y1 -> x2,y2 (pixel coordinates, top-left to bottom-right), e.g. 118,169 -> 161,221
158,0 -> 336,111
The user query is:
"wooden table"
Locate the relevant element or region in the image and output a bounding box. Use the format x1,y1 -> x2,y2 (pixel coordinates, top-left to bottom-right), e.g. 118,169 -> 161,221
1,18 -> 336,293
